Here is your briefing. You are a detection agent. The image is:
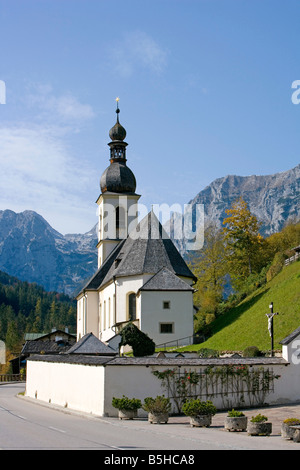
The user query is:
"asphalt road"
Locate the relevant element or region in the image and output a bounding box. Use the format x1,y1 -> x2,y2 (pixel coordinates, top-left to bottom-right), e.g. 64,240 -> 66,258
0,383 -> 299,453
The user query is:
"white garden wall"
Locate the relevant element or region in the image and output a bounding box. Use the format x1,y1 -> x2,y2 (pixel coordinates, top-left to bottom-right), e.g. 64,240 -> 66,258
26,359 -> 106,416
26,353 -> 300,418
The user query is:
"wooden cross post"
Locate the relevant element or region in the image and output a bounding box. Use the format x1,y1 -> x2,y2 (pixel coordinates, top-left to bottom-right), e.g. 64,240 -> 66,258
266,302 -> 278,357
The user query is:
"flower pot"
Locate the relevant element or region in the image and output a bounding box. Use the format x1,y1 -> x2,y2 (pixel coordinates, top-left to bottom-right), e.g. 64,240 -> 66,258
247,421 -> 272,436
118,409 -> 138,420
148,412 -> 169,424
224,416 -> 248,432
190,414 -> 212,427
281,422 -> 295,440
281,423 -> 300,440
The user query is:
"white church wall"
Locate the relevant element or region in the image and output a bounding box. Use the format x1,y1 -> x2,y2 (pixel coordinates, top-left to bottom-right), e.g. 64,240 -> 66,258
178,275 -> 194,286
76,292 -> 99,340
86,291 -> 99,337
77,295 -> 84,340
99,275 -> 153,342
97,193 -> 140,267
98,194 -> 140,241
140,291 -> 194,347
115,276 -> 143,321
282,340 -> 300,363
26,360 -> 106,416
99,282 -> 116,342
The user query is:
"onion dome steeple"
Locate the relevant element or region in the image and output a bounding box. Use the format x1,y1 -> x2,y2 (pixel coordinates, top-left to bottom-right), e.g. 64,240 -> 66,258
109,98 -> 127,142
100,98 -> 137,194
108,97 -> 127,163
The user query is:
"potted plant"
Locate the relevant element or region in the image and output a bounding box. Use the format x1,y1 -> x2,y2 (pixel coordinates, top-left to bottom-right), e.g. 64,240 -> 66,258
182,399 -> 217,427
247,414 -> 272,436
281,418 -> 300,440
224,409 -> 248,432
143,395 -> 171,424
112,395 -> 142,420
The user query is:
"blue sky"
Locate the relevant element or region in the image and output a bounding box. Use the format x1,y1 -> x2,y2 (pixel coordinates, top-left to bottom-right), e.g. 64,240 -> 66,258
0,0 -> 299,234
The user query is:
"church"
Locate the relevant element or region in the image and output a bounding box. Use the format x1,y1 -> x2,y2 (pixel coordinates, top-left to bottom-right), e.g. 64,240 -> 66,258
76,101 -> 197,348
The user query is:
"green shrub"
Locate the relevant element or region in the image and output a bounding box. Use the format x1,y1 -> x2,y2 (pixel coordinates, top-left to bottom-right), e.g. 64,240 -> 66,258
250,413 -> 268,423
143,395 -> 171,414
119,322 -> 155,357
266,252 -> 286,282
112,395 -> 142,411
242,345 -> 262,358
283,418 -> 300,426
227,409 -> 245,417
182,399 -> 217,417
198,348 -> 219,358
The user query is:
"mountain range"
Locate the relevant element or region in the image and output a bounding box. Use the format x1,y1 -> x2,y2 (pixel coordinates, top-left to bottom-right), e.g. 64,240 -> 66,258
0,164 -> 299,295
170,163 -> 300,254
0,209 -> 98,295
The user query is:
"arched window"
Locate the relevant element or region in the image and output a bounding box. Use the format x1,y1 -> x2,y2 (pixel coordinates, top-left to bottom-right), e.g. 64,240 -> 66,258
103,301 -> 106,330
116,206 -> 120,230
99,303 -> 102,333
128,293 -> 136,321
116,206 -> 126,239
113,294 -> 116,325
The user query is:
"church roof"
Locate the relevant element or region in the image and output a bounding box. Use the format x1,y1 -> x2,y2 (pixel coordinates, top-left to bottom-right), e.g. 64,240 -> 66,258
79,211 -> 196,294
65,332 -> 117,355
100,161 -> 137,194
140,267 -> 194,292
280,327 -> 300,345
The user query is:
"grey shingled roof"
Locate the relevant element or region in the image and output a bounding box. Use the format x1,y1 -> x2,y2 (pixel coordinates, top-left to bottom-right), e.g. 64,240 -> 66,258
79,211 -> 196,294
100,162 -> 137,194
27,354 -> 113,366
65,332 -> 117,355
280,327 -> 300,345
27,355 -> 288,367
21,340 -> 71,355
140,267 -> 194,291
76,239 -> 126,294
105,356 -> 288,367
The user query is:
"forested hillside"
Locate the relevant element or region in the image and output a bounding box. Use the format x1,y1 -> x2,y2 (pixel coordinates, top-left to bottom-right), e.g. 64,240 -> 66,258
189,197 -> 300,348
0,270 -> 76,353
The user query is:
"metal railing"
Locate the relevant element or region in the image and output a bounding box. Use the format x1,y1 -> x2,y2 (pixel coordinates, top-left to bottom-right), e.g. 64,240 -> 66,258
0,374 -> 26,382
285,251 -> 300,266
156,334 -> 204,350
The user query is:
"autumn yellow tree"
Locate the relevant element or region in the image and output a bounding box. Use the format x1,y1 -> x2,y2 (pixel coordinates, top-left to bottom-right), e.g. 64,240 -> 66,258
189,223 -> 227,329
222,197 -> 265,290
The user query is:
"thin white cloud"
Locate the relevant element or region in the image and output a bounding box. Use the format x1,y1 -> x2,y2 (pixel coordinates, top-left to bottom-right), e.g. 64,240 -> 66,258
0,124 -> 96,234
0,84 -> 98,233
25,83 -> 95,122
110,31 -> 168,78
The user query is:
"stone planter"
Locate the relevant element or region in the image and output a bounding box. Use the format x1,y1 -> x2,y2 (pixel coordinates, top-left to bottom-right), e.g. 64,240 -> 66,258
224,416 -> 248,432
190,415 -> 212,428
281,423 -> 300,441
148,412 -> 169,424
118,409 -> 138,420
247,421 -> 272,436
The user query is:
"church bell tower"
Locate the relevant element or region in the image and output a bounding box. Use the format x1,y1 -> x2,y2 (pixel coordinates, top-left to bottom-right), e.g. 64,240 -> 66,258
96,99 -> 140,267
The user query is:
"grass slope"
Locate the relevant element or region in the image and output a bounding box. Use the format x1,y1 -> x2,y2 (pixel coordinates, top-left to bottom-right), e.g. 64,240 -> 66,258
189,261 -> 300,352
